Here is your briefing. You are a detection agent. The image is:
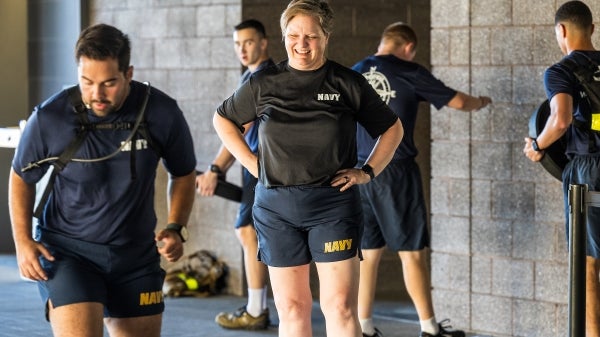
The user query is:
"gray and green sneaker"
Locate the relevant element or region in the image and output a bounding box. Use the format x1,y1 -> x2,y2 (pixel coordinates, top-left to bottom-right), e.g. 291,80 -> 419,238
214,306 -> 270,330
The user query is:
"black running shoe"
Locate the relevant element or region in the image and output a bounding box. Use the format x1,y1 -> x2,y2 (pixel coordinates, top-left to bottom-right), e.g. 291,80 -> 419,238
363,327 -> 384,337
419,319 -> 465,337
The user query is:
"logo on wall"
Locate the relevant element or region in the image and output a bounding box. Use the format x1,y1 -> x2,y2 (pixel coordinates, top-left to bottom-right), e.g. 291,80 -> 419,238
363,66 -> 396,104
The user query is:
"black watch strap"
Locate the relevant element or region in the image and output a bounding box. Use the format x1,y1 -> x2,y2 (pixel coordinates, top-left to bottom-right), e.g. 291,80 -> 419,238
361,164 -> 375,180
165,223 -> 187,242
531,138 -> 543,152
209,164 -> 223,175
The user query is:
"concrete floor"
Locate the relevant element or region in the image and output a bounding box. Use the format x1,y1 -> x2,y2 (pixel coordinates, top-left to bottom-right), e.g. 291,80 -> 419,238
0,254 -> 483,337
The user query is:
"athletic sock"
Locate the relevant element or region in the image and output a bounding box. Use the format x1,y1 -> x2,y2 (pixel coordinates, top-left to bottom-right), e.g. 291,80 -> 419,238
360,317 -> 375,336
420,316 -> 439,335
261,285 -> 268,310
247,287 -> 267,317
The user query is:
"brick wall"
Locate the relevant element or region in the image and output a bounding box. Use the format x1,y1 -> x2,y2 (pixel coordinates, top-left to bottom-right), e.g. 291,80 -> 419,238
430,0 -> 600,336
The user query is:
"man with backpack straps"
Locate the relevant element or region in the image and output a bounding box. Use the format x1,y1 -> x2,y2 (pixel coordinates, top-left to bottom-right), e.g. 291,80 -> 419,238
523,2 -> 600,336
562,54 -> 600,153
9,23 -> 196,337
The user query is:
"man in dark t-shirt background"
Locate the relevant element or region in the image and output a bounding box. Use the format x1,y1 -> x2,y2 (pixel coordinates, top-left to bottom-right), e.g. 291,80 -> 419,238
196,19 -> 275,330
353,22 -> 491,337
524,2 -> 600,336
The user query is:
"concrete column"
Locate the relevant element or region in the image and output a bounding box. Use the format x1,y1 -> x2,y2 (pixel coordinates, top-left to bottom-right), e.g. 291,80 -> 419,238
0,1 -> 28,253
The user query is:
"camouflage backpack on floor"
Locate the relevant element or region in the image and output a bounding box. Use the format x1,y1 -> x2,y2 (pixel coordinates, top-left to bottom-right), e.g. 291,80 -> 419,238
163,250 -> 228,297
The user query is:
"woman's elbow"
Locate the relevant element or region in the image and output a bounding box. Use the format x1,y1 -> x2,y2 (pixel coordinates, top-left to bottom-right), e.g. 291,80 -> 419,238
213,113 -> 233,134
388,119 -> 404,145
212,112 -> 223,128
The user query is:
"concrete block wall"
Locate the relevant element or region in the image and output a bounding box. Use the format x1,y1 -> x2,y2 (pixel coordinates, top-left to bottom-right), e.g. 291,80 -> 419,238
430,0 -> 600,336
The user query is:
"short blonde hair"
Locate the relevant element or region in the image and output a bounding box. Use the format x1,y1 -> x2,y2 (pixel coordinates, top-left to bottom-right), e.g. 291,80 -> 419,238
280,0 -> 334,40
381,22 -> 418,51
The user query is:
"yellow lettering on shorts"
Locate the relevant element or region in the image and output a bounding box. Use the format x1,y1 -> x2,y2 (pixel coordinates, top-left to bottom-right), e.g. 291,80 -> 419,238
324,239 -> 353,253
139,291 -> 164,306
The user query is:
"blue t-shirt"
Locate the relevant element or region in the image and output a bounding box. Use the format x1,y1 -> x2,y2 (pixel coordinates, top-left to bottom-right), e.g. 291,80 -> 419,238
352,54 -> 456,162
12,81 -> 196,245
544,50 -> 600,156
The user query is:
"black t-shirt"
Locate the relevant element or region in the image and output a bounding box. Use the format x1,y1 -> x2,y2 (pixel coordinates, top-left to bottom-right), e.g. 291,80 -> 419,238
217,60 -> 398,187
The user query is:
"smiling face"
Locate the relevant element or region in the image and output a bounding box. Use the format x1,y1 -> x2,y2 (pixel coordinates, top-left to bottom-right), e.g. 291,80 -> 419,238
78,56 -> 132,117
284,14 -> 329,71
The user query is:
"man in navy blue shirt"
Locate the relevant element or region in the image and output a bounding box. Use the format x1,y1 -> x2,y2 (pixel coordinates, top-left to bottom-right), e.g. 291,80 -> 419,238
9,23 -> 196,337
196,19 -> 275,330
353,22 -> 491,337
524,2 -> 600,335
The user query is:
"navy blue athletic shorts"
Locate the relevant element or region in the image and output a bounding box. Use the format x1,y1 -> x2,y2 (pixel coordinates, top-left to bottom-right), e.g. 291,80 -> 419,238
234,167 -> 257,229
359,159 -> 429,251
37,230 -> 165,319
253,183 -> 363,267
563,155 -> 600,258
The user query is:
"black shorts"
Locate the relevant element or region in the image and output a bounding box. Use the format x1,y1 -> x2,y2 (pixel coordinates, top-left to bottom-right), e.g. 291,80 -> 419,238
253,183 -> 362,267
37,230 -> 165,318
563,155 -> 600,259
359,160 -> 429,251
234,167 -> 257,229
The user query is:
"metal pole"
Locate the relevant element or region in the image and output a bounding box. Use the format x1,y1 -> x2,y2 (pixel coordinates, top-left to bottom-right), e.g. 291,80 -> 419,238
568,184 -> 586,337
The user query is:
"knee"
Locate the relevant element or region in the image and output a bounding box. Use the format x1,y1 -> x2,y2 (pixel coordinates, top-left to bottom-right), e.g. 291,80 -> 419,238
399,249 -> 427,265
235,226 -> 258,248
320,295 -> 356,321
274,296 -> 312,320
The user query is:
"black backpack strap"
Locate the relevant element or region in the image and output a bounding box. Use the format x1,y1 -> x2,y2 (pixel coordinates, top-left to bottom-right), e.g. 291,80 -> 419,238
33,83 -> 153,218
34,86 -> 90,219
561,57 -> 599,152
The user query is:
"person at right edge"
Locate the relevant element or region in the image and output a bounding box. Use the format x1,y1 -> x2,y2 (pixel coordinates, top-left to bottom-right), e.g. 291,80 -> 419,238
196,19 -> 275,330
352,22 -> 492,337
524,1 -> 600,336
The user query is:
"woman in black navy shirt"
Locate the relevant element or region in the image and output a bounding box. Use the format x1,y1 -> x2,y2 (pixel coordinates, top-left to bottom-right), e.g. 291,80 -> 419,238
214,1 -> 403,336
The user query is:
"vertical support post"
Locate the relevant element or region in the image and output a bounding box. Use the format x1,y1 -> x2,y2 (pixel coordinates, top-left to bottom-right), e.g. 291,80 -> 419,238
568,184 -> 586,336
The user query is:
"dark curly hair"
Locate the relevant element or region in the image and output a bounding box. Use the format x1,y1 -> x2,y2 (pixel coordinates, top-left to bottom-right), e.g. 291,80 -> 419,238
75,23 -> 131,74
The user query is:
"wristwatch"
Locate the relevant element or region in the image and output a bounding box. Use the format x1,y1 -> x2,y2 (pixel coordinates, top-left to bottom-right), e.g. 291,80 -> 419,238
531,138 -> 543,152
165,223 -> 188,242
209,164 -> 223,175
361,164 -> 375,180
